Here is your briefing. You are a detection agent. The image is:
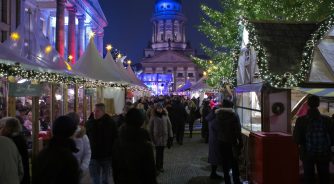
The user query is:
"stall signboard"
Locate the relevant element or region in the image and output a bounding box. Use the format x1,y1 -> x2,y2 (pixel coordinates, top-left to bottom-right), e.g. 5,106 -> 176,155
9,82 -> 42,97
85,88 -> 95,96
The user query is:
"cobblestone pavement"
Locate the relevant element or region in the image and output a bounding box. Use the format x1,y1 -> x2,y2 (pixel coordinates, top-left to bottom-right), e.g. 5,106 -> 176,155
157,134 -> 226,184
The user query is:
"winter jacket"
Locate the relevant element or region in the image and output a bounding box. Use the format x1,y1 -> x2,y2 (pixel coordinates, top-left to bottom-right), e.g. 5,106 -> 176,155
172,102 -> 188,124
206,109 -> 223,165
73,134 -> 91,171
9,134 -> 30,184
85,114 -> 117,159
215,108 -> 243,147
149,114 -> 173,147
32,138 -> 80,184
112,126 -> 157,184
0,136 -> 24,184
293,109 -> 334,161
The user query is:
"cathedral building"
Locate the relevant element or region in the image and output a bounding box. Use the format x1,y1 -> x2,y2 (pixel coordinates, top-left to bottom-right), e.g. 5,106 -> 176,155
140,0 -> 202,94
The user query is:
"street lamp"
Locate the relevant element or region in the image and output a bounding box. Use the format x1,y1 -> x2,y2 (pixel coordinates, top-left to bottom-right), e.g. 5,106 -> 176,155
127,60 -> 132,65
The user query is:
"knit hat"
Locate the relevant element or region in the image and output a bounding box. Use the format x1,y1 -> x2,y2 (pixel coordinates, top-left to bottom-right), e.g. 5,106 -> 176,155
222,99 -> 234,108
126,108 -> 145,127
52,116 -> 78,138
307,95 -> 320,108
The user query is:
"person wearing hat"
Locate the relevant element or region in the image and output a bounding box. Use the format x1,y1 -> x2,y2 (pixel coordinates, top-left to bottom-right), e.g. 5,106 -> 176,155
215,99 -> 243,184
112,108 -> 157,184
293,95 -> 334,184
32,116 -> 80,184
149,103 -> 173,173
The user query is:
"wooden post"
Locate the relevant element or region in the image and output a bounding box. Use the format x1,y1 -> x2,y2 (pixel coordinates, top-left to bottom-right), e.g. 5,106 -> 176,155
63,84 -> 68,114
50,84 -> 56,122
31,96 -> 40,158
83,86 -> 87,122
7,96 -> 16,117
124,87 -> 127,103
74,84 -> 79,113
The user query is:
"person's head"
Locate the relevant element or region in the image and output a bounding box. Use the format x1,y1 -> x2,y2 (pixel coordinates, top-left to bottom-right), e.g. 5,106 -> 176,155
125,108 -> 145,128
0,117 -> 22,136
52,116 -> 77,139
307,95 -> 320,109
222,99 -> 234,108
136,103 -> 145,110
27,111 -> 32,121
155,103 -> 163,113
18,107 -> 26,117
66,112 -> 80,125
94,103 -> 106,119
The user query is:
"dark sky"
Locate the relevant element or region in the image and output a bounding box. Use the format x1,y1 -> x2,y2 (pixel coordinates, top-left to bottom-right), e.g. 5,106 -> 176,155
99,0 -> 220,63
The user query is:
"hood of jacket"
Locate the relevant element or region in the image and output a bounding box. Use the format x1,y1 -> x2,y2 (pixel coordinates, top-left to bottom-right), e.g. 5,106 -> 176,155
215,108 -> 235,121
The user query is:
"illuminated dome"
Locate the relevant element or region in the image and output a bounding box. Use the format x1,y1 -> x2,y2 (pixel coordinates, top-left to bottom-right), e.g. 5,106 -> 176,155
155,0 -> 182,13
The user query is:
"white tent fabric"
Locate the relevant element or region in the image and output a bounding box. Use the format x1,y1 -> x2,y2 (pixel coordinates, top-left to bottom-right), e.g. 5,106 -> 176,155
104,52 -> 132,83
126,65 -> 146,87
309,39 -> 334,83
73,38 -> 122,83
3,12 -> 71,74
190,77 -> 212,91
0,43 -> 58,73
103,87 -> 125,114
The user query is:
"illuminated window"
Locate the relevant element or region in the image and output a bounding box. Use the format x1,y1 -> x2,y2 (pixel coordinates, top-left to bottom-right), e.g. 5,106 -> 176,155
188,73 -> 194,77
177,73 -> 183,77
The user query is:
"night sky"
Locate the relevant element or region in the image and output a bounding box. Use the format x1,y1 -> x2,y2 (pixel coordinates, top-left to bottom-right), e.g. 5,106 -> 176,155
99,0 -> 220,63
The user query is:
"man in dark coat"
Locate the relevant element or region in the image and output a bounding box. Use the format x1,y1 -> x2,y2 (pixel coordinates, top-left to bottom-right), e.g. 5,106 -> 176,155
216,99 -> 243,184
112,108 -> 157,184
293,95 -> 334,184
86,103 -> 118,184
33,116 -> 80,184
172,98 -> 188,145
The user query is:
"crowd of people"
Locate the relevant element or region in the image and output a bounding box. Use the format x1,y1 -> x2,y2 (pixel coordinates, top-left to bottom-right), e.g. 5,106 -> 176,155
0,94 -> 333,184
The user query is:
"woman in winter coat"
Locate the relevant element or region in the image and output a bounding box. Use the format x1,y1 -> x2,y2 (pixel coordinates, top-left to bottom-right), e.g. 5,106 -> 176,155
66,112 -> 91,182
206,106 -> 223,179
149,104 -> 173,173
0,117 -> 30,184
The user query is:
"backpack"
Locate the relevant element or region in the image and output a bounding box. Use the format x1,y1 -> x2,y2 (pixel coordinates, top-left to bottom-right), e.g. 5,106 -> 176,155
305,116 -> 331,156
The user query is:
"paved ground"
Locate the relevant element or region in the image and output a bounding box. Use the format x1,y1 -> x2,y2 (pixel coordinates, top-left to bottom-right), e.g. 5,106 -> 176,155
157,134 -> 226,184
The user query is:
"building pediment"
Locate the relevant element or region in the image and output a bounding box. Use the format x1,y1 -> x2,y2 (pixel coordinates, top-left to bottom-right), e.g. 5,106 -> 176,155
141,51 -> 193,64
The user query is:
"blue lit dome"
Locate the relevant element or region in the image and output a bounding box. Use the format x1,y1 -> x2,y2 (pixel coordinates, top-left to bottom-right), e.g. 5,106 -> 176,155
155,0 -> 182,13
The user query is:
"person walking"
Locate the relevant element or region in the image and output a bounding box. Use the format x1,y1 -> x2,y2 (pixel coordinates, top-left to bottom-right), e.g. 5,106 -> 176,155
149,104 -> 173,173
172,98 -> 188,145
186,100 -> 197,138
293,95 -> 334,184
0,135 -> 24,184
85,103 -> 118,184
216,100 -> 243,184
112,108 -> 157,184
66,112 -> 91,183
206,106 -> 223,179
0,117 -> 30,184
32,116 -> 80,184
201,100 -> 211,143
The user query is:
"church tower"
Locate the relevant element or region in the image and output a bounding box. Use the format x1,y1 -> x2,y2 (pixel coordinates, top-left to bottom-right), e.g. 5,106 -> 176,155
140,0 -> 201,94
144,0 -> 194,57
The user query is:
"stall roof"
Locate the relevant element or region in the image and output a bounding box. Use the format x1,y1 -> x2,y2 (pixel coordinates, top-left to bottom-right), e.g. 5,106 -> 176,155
190,77 -> 213,91
235,83 -> 263,93
115,57 -> 138,85
177,80 -> 192,92
73,38 -> 122,83
126,65 -> 146,87
294,87 -> 334,97
103,51 -> 131,83
3,22 -> 71,74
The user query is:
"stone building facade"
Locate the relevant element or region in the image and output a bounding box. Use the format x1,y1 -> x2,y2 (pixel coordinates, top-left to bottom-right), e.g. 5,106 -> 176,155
141,0 -> 202,92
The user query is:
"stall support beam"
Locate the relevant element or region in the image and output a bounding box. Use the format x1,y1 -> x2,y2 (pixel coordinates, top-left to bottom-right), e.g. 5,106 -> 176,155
8,96 -> 16,117
83,87 -> 87,122
50,84 -> 56,122
63,84 -> 68,114
97,87 -> 103,103
74,84 -> 79,113
89,96 -> 93,115
32,96 -> 40,159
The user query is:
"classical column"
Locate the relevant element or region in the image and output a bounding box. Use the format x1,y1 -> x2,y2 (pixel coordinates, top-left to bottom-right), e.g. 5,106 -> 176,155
67,6 -> 76,64
163,20 -> 166,41
77,14 -> 85,58
97,32 -> 104,56
56,0 -> 66,57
